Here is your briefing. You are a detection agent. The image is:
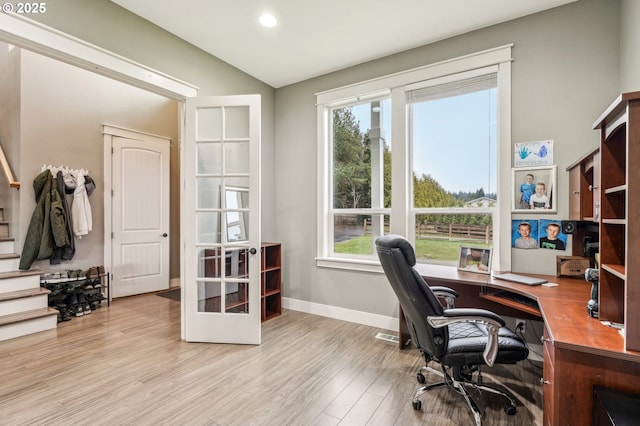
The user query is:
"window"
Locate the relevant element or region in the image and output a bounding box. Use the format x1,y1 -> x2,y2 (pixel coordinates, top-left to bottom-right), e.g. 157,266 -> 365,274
330,99 -> 391,260
317,46 -> 512,272
408,72 -> 497,265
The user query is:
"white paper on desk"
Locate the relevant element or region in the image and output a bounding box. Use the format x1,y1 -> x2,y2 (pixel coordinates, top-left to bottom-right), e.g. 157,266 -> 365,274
542,282 -> 559,287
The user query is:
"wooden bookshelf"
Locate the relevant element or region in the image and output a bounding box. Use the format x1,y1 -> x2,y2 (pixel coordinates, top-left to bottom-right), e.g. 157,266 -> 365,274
593,91 -> 640,351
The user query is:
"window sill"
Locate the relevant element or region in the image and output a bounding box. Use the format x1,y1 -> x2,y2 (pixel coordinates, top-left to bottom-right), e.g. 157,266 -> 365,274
315,257 -> 383,274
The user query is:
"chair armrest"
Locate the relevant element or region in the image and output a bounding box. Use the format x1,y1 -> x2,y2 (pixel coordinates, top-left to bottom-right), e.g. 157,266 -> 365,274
427,308 -> 505,367
430,286 -> 458,308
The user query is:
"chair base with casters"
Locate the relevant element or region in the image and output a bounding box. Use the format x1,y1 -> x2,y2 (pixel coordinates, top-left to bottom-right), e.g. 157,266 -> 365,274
375,234 -> 528,426
412,355 -> 519,425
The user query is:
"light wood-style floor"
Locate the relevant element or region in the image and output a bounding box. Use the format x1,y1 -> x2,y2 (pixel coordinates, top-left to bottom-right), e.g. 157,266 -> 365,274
0,293 -> 542,425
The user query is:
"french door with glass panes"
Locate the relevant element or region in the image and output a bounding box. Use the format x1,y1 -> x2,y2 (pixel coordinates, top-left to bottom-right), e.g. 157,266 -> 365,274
183,95 -> 261,344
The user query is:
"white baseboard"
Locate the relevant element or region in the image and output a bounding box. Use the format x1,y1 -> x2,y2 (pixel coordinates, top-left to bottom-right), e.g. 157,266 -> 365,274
282,297 -> 397,332
170,278 -> 181,288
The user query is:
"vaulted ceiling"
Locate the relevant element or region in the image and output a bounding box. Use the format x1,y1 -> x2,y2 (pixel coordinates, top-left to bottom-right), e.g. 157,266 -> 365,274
111,0 -> 577,88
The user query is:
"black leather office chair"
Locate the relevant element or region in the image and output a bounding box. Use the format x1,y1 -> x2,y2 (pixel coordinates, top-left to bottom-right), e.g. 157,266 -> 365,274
375,234 -> 529,425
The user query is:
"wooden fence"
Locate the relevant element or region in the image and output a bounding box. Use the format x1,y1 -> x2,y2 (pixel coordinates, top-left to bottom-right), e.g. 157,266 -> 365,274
364,219 -> 492,244
416,222 -> 492,243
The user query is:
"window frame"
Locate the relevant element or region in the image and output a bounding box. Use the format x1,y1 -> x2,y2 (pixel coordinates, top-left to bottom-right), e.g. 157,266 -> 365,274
316,45 -> 513,273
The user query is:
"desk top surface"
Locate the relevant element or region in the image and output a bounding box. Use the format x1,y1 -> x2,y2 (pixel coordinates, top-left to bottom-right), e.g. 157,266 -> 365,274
414,263 -> 640,362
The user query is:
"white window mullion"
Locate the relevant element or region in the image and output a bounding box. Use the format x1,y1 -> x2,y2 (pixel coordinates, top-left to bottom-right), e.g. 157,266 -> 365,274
317,105 -> 331,259
390,86 -> 409,238
496,59 -> 512,272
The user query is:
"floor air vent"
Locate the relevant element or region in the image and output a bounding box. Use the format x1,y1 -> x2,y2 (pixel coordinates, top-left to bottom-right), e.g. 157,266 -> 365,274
375,332 -> 400,343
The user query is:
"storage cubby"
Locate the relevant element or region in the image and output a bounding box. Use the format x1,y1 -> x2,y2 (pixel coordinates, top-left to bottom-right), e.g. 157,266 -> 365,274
202,243 -> 282,321
567,146 -> 600,221
600,189 -> 626,221
260,243 -> 282,321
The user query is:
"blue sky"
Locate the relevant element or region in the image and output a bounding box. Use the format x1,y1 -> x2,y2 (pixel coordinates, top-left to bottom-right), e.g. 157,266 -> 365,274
352,89 -> 497,194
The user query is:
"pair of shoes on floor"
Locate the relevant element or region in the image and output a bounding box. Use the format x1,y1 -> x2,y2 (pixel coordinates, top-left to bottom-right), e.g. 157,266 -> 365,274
40,272 -> 64,283
43,282 -> 63,296
86,265 -> 105,279
64,293 -> 90,316
66,269 -> 87,281
54,303 -> 73,322
77,293 -> 92,315
85,292 -> 105,303
83,278 -> 102,290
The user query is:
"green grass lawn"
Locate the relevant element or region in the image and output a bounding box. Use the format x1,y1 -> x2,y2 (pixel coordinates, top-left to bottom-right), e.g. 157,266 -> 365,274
335,234 -> 491,262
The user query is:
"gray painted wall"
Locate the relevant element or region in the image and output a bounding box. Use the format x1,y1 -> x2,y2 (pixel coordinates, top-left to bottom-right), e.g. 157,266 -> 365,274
621,0 -> 640,92
274,0 -> 621,318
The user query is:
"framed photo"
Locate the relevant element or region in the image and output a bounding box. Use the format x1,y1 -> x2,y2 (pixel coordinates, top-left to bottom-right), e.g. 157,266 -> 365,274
538,219 -> 567,251
511,219 -> 539,249
457,246 -> 492,274
512,165 -> 557,213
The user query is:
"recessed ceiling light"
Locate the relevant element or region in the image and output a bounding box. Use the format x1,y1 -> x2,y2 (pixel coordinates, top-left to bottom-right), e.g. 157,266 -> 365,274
259,13 -> 277,28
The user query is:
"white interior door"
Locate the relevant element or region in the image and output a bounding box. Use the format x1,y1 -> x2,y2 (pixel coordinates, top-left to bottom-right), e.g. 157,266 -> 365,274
183,95 -> 261,344
111,133 -> 170,297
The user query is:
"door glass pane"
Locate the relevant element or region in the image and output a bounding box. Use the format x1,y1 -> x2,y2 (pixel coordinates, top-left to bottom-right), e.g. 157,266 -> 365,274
200,248 -> 223,278
225,176 -> 250,193
225,281 -> 249,314
224,141 -> 249,174
196,107 -> 222,140
226,211 -> 249,242
225,106 -> 250,139
226,248 -> 249,278
197,142 -> 222,174
197,280 -> 221,313
197,212 -> 221,244
197,177 -> 222,209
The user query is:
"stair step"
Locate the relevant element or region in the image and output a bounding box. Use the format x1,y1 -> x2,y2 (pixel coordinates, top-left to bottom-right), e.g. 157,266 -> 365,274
0,307 -> 58,326
0,269 -> 43,292
0,286 -> 50,302
0,238 -> 15,255
0,253 -> 22,273
0,307 -> 58,341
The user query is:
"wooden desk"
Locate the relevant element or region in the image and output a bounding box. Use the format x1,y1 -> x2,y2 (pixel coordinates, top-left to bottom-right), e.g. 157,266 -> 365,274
408,264 -> 640,426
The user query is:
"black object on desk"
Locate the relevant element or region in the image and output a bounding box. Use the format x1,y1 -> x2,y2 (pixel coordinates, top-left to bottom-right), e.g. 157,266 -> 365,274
492,290 -> 539,309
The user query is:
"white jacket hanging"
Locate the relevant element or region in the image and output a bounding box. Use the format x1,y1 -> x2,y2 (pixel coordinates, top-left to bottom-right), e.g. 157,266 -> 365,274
71,172 -> 93,237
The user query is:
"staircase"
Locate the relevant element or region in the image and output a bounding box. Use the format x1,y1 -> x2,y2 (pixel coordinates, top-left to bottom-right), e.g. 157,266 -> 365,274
0,208 -> 58,342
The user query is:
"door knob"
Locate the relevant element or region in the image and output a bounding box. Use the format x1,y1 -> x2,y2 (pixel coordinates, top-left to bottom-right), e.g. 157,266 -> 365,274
249,248 -> 257,255
161,233 -> 168,237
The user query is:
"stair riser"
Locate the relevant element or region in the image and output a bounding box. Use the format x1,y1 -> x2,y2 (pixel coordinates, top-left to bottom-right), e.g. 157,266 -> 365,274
0,294 -> 49,316
0,257 -> 20,273
1,275 -> 41,292
0,240 -> 15,255
0,315 -> 57,342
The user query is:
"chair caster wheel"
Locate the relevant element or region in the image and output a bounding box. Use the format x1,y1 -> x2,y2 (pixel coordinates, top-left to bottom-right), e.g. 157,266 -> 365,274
412,400 -> 422,410
504,404 -> 517,416
416,373 -> 426,384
